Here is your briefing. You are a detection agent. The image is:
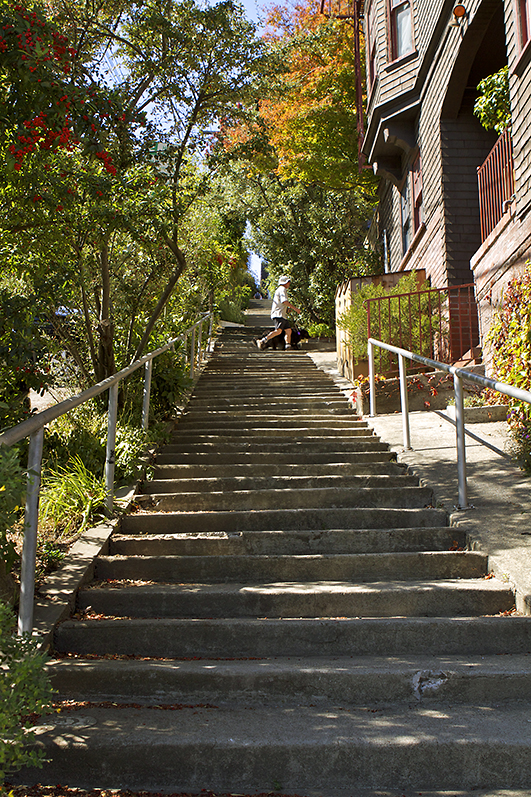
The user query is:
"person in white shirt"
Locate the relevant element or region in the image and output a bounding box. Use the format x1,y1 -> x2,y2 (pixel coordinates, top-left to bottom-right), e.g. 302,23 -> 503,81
256,276 -> 301,350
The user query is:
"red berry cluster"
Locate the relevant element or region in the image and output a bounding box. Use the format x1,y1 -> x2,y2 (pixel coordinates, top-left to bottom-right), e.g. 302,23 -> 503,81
95,150 -> 117,175
8,111 -> 78,168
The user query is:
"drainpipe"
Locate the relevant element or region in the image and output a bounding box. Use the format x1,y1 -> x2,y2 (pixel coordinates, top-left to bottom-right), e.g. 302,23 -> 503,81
383,230 -> 390,273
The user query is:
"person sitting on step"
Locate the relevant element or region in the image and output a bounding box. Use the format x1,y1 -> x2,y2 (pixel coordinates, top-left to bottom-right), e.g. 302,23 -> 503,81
256,276 -> 301,350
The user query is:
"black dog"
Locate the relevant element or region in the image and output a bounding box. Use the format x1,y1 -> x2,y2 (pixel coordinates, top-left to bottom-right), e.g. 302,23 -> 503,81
264,326 -> 310,350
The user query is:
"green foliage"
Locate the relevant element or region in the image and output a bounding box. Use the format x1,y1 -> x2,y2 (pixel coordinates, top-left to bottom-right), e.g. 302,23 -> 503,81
0,285 -> 51,430
474,66 -> 511,135
337,272 -> 438,371
221,168 -> 379,328
149,349 -> 192,422
307,322 -> 335,338
0,601 -> 53,785
485,264 -> 531,471
39,455 -> 107,538
218,297 -> 245,324
0,446 -> 25,575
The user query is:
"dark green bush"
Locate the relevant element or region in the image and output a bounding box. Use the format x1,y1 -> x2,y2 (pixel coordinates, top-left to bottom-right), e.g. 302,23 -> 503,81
0,602 -> 53,787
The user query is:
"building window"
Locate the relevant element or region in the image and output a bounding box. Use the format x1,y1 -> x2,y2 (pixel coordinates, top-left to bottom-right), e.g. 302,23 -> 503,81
400,178 -> 411,255
517,0 -> 531,48
400,153 -> 423,257
412,153 -> 423,232
389,0 -> 413,61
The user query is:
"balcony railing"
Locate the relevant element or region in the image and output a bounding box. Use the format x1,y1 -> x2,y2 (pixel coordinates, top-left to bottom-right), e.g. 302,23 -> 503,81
477,128 -> 514,242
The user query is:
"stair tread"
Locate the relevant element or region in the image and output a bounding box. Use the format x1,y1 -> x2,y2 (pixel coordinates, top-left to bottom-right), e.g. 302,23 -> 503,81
26,701 -> 531,795
81,577 -> 509,595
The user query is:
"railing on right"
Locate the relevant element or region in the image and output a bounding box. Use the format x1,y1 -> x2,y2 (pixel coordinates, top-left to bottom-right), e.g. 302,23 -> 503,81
477,127 -> 514,243
368,337 -> 531,510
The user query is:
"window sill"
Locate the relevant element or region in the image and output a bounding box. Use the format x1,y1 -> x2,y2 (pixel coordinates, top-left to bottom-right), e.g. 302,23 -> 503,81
399,222 -> 426,271
384,49 -> 418,72
513,38 -> 531,77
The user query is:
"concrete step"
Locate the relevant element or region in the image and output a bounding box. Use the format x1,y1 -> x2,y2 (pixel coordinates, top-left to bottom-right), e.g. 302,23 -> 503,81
153,450 -> 397,465
171,427 -> 373,440
93,551 -> 487,584
110,527 -> 466,556
47,653 -> 531,706
182,406 -> 356,416
188,376 -> 346,388
22,701 -> 531,792
77,577 -> 511,619
120,506 -> 447,534
174,418 -> 368,431
141,473 -> 421,494
157,438 -> 388,454
186,396 -> 350,409
189,388 -> 342,398
54,615 -> 531,659
137,485 -> 434,512
151,461 -> 408,479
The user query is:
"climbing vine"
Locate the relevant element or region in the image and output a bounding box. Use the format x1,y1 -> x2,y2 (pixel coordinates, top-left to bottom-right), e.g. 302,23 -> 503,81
485,263 -> 531,471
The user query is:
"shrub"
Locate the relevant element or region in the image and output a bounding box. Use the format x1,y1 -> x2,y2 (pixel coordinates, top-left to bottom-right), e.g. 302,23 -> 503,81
307,323 -> 335,339
39,455 -> 107,539
485,264 -> 531,471
0,601 -> 53,787
0,447 -> 25,597
217,297 -> 245,324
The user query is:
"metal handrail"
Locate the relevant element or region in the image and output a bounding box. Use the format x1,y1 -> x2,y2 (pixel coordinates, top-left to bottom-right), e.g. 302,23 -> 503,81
1,312 -> 214,635
368,337 -> 531,511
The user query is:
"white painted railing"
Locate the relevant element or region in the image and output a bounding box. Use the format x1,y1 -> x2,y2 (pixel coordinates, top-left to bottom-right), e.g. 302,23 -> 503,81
368,337 -> 531,511
0,313 -> 214,635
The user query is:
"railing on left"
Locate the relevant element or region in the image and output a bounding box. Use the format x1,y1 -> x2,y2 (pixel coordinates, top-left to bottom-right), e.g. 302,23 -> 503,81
0,313 -> 214,636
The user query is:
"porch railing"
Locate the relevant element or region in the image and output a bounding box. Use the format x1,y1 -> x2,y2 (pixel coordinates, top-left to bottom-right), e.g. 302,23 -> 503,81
0,313 -> 214,636
477,128 -> 514,243
366,283 -> 479,375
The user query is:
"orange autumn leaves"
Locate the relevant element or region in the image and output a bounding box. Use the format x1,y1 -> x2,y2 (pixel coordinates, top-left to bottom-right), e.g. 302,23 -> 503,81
222,0 -> 365,189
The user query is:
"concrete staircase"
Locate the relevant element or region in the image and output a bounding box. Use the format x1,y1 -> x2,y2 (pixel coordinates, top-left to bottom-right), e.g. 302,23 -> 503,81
33,327 -> 531,793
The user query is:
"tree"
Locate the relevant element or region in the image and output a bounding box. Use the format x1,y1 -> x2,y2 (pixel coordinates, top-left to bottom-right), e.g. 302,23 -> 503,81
260,3 -> 370,190
0,0 -> 265,384
217,166 -> 378,328
474,65 -> 511,135
214,0 -> 380,327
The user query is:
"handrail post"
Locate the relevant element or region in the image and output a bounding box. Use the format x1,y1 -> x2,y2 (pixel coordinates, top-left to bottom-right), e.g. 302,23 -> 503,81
141,360 -> 153,430
368,339 -> 376,417
190,327 -> 196,379
197,320 -> 203,364
18,427 -> 44,635
454,373 -> 470,510
104,382 -> 119,513
208,313 -> 214,351
398,353 -> 412,450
